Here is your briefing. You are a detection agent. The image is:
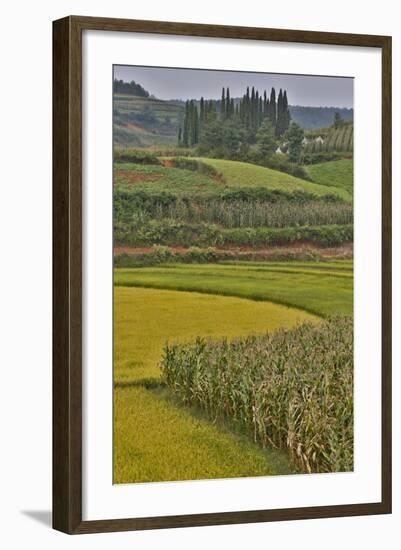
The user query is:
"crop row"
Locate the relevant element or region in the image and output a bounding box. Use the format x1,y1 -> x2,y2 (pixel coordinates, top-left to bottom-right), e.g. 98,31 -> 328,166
305,125 -> 353,154
161,316 -> 353,474
128,199 -> 352,228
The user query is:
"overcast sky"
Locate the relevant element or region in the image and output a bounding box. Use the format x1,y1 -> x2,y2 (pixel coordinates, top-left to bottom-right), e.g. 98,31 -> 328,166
114,65 -> 353,108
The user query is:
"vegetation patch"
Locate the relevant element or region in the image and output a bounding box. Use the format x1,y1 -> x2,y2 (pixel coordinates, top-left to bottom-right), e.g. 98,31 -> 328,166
114,245 -> 353,267
114,219 -> 353,248
114,148 -> 162,165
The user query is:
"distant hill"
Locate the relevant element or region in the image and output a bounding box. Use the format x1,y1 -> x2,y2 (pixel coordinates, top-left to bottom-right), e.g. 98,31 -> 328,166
113,94 -> 184,147
289,106 -> 353,129
113,92 -> 354,147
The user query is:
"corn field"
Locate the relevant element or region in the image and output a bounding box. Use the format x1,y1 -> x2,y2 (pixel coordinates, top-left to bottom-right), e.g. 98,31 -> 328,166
161,316 -> 353,474
138,199 -> 353,228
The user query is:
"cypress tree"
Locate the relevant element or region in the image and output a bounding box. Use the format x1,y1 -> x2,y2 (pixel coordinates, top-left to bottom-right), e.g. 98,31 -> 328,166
282,90 -> 290,133
269,87 -> 276,126
221,87 -> 226,119
246,87 -> 251,128
194,104 -> 200,144
226,87 -> 231,118
183,100 -> 190,146
263,90 -> 268,117
251,87 -> 256,129
200,96 -> 205,123
178,126 -> 182,146
189,100 -> 199,145
276,89 -> 283,136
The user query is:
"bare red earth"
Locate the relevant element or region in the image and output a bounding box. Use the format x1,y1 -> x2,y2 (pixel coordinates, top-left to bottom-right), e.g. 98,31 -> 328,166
114,170 -> 165,185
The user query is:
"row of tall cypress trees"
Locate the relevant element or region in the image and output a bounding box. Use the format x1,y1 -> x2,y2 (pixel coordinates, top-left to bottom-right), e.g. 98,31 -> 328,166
179,86 -> 291,147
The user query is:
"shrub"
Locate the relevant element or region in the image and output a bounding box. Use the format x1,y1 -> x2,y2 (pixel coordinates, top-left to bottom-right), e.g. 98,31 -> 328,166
114,148 -> 161,165
161,316 -> 354,474
302,151 -> 353,165
263,155 -> 312,180
220,225 -> 353,247
115,218 -> 353,248
169,157 -> 223,179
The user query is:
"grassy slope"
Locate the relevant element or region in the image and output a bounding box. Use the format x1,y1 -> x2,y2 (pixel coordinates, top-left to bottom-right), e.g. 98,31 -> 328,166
114,261 -> 353,318
191,157 -> 350,200
115,158 -> 351,200
114,162 -> 219,196
114,287 -> 315,483
306,160 -> 353,198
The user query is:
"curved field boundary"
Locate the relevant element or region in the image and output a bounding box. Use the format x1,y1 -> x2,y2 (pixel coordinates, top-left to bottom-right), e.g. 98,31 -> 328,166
114,262 -> 353,318
114,286 -> 316,483
189,157 -> 350,200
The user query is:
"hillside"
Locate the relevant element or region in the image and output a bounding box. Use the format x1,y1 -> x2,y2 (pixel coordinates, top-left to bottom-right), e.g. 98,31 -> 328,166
113,92 -> 354,147
289,106 -> 353,129
190,157 -> 350,200
113,94 -> 183,147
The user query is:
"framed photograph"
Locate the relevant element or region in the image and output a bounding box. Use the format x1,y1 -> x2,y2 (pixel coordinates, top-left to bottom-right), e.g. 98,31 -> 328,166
53,16 -> 392,534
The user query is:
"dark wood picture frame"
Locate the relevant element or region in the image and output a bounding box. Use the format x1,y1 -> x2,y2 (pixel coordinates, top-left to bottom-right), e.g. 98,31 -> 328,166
53,15 -> 392,534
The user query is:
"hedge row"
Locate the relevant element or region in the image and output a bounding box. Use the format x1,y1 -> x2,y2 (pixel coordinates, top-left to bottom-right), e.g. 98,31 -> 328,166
114,221 -> 353,248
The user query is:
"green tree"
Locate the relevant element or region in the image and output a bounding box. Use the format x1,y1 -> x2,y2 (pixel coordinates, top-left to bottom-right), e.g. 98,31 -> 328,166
334,112 -> 344,129
269,87 -> 276,126
182,100 -> 190,146
202,119 -> 225,149
200,97 -> 205,122
226,87 -> 231,118
222,119 -> 245,157
221,87 -> 226,119
256,119 -> 276,159
286,122 -> 304,163
282,90 -> 290,133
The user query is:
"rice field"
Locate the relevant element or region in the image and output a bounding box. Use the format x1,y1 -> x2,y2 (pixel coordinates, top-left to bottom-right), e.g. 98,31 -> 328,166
114,286 -> 316,483
114,261 -> 353,317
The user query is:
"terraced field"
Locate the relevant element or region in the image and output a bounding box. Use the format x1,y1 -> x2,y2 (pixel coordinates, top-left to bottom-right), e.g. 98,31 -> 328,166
114,260 -> 353,483
114,286 -> 315,482
191,157 -> 350,200
114,261 -> 353,318
114,157 -> 349,200
113,94 -> 183,147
